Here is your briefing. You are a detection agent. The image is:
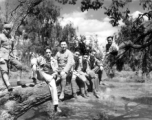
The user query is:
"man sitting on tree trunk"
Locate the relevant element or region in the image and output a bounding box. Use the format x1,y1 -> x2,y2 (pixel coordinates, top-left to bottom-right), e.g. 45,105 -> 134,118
54,40 -> 75,100
31,48 -> 61,113
71,50 -> 89,98
80,53 -> 100,98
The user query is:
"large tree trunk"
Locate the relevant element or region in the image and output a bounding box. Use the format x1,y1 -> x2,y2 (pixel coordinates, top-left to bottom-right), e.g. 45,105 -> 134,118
0,82 -> 53,120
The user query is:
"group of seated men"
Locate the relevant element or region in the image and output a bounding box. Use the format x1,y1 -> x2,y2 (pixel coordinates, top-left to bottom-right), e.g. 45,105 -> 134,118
0,23 -> 118,113
30,40 -> 107,113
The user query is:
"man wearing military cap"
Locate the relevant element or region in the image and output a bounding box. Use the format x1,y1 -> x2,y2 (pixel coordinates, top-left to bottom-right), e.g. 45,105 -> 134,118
0,23 -> 28,91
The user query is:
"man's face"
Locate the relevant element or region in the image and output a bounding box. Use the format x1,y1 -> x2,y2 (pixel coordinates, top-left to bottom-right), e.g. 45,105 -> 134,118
83,55 -> 88,61
86,46 -> 90,50
74,51 -> 80,58
90,51 -> 96,57
60,41 -> 67,51
107,38 -> 113,45
46,49 -> 52,58
4,28 -> 11,36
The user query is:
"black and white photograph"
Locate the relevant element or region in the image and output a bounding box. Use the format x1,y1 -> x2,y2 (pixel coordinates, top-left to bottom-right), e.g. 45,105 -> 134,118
0,0 -> 152,120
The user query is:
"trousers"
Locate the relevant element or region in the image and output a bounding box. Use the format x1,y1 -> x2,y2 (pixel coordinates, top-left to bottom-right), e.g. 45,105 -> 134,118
32,65 -> 58,105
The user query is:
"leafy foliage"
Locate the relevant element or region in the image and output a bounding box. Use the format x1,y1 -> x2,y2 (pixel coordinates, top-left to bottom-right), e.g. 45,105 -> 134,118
2,0 -> 152,72
114,13 -> 152,73
24,2 -> 76,55
4,0 -> 77,65
55,0 -> 77,5
81,0 -> 104,12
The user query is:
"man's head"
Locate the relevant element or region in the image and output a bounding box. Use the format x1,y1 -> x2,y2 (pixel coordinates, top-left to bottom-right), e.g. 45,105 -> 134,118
60,40 -> 68,51
83,53 -> 89,61
3,23 -> 13,36
107,36 -> 113,45
86,45 -> 90,50
45,48 -> 52,58
90,49 -> 96,57
74,50 -> 80,58
85,45 -> 91,54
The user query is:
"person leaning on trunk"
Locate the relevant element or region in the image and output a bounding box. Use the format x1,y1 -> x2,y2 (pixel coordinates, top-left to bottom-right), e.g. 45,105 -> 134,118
0,23 -> 28,91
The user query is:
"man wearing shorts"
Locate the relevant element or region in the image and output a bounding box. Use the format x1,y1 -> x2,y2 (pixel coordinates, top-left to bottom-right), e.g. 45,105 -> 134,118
0,23 -> 28,91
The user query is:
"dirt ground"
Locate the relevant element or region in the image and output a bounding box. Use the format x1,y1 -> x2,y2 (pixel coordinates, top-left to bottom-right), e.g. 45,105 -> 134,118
1,70 -> 152,120
17,81 -> 152,120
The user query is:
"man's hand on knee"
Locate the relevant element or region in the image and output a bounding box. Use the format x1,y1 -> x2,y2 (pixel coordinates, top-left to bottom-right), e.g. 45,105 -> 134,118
52,72 -> 58,79
60,71 -> 67,80
60,71 -> 67,76
100,66 -> 103,71
0,58 -> 6,64
45,80 -> 50,84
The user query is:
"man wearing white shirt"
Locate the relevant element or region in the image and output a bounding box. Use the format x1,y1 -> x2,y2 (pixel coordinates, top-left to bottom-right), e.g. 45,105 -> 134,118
104,36 -> 119,57
103,36 -> 119,78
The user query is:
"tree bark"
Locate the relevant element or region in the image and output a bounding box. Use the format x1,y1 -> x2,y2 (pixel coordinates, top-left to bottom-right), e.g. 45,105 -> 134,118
0,82 -> 53,120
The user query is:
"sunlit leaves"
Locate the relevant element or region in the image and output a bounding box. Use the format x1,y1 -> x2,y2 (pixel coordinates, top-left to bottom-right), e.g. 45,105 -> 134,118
115,13 -> 152,73
56,0 -> 104,11
81,0 -> 104,12
104,0 -> 131,26
55,0 -> 77,5
140,0 -> 152,10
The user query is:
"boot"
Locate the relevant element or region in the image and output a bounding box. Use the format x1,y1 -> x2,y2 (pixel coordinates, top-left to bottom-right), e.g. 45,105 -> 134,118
17,81 -> 26,87
59,92 -> 64,100
72,93 -> 78,99
32,77 -> 37,84
54,105 -> 62,113
93,90 -> 100,98
81,88 -> 87,98
7,85 -> 13,92
85,90 -> 89,97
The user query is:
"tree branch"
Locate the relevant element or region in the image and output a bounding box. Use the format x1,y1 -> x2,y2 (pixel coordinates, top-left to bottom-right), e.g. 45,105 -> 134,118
10,0 -> 44,36
0,82 -> 53,120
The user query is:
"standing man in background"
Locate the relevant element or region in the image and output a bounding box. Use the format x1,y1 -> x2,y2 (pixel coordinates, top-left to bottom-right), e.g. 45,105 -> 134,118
103,36 -> 119,78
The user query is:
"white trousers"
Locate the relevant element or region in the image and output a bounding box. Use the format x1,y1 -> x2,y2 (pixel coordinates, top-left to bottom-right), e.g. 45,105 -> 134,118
32,65 -> 58,105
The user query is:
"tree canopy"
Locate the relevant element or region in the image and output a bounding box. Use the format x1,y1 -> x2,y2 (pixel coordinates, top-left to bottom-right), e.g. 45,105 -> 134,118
1,0 -> 152,73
